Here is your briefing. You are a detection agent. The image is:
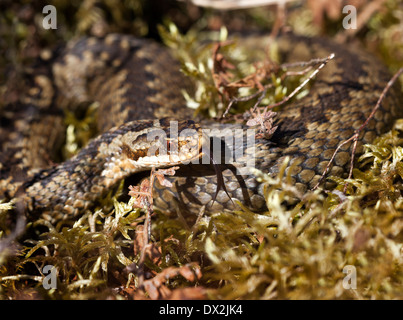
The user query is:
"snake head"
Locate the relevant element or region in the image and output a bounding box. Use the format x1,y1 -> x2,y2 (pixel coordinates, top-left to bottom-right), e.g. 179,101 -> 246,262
98,119 -> 206,186
115,119 -> 205,170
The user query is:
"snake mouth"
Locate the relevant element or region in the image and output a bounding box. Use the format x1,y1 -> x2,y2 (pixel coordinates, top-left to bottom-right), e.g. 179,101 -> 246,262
121,119 -> 206,168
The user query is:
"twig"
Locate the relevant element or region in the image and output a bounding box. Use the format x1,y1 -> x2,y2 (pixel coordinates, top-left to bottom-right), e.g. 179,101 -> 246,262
311,134 -> 357,191
269,1 -> 287,39
282,66 -> 314,77
133,169 -> 154,288
281,55 -> 336,69
261,53 -> 335,111
128,166 -> 179,288
312,67 -> 403,192
222,84 -> 272,118
241,53 -> 335,138
222,53 -> 335,119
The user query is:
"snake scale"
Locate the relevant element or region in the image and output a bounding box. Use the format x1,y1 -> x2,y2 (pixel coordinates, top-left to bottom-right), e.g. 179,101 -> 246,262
0,33 -> 402,224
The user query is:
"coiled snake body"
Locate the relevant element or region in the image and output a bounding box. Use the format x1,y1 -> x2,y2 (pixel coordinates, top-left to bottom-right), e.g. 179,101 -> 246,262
1,33 -> 402,223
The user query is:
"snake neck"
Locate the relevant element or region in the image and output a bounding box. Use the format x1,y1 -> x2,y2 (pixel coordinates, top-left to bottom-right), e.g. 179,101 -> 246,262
23,137 -> 117,222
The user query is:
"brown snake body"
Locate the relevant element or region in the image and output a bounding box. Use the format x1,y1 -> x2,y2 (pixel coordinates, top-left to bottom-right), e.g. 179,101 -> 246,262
0,33 -> 402,223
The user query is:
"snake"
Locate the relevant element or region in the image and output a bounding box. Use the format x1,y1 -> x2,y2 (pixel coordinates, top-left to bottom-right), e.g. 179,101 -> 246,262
0,32 -> 402,224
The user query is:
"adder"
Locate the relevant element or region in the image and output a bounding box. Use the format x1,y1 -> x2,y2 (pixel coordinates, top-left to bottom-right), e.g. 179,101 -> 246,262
0,33 -> 402,224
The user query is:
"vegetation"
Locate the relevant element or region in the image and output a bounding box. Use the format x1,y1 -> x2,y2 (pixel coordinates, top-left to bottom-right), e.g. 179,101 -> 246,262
0,0 -> 402,299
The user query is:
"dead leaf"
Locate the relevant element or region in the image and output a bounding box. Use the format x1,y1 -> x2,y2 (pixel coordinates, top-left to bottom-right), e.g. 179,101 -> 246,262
165,287 -> 207,300
247,108 -> 278,139
142,263 -> 203,300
